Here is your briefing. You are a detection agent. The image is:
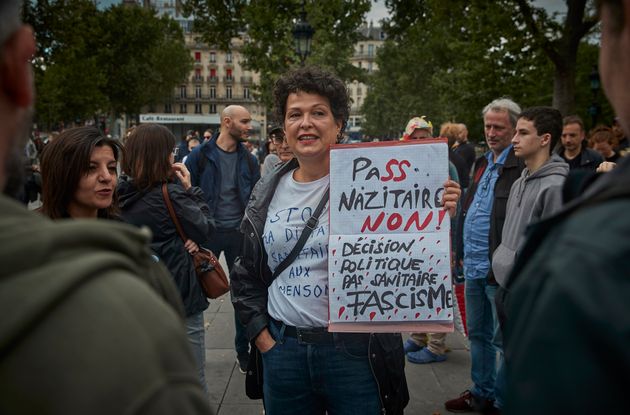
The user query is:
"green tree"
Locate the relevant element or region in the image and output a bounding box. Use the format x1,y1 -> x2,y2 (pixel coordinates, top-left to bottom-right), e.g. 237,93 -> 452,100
24,1 -> 192,127
23,0 -> 107,124
514,0 -> 598,115
363,0 -> 603,139
363,0 -> 553,138
182,0 -> 370,113
98,5 -> 193,116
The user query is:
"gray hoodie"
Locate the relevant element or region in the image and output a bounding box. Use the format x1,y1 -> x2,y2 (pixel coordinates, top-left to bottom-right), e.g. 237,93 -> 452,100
492,154 -> 569,286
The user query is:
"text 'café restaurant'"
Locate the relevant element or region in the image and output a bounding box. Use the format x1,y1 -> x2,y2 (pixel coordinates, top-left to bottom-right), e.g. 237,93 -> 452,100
139,113 -> 262,140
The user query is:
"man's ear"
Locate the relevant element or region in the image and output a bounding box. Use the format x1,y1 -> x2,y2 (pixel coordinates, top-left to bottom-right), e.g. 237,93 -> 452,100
540,132 -> 551,148
1,25 -> 36,108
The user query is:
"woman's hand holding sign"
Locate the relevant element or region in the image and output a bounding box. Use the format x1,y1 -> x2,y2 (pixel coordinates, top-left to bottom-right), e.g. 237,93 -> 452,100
441,179 -> 461,218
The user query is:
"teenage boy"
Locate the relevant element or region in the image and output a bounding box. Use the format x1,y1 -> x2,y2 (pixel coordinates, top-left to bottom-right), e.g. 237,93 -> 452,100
492,107 -> 569,289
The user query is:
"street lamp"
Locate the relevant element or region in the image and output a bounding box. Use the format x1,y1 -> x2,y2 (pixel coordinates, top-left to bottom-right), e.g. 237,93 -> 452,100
588,65 -> 601,127
292,1 -> 314,66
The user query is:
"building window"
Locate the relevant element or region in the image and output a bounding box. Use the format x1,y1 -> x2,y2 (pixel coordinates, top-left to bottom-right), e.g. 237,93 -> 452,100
194,68 -> 202,81
180,86 -> 187,98
195,85 -> 202,98
226,86 -> 232,99
210,68 -> 217,78
359,44 -> 364,54
243,87 -> 250,99
210,51 -> 216,62
226,68 -> 233,80
368,44 -> 374,57
195,103 -> 202,114
194,51 -> 201,62
164,103 -> 172,113
226,51 -> 232,63
210,86 -> 216,99
180,103 -> 187,114
209,104 -> 217,114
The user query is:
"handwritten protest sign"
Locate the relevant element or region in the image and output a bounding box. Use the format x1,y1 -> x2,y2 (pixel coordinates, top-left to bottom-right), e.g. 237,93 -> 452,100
328,139 -> 454,333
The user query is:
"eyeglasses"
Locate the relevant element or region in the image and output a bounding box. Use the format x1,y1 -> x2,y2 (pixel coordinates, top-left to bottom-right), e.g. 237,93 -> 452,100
270,133 -> 285,145
203,135 -> 211,139
172,147 -> 179,156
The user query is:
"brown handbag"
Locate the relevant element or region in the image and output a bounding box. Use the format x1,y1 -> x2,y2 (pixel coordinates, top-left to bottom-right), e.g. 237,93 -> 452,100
161,183 -> 230,299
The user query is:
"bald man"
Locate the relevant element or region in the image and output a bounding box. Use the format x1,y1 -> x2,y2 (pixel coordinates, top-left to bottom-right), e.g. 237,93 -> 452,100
185,105 -> 260,373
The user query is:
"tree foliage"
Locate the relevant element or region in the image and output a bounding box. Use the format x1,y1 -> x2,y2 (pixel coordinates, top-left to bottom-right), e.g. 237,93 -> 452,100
98,5 -> 193,115
182,0 -> 370,115
23,1 -> 192,126
363,0 -> 608,139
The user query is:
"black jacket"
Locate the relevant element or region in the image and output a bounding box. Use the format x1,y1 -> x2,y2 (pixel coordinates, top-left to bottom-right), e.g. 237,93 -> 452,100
453,141 -> 476,180
557,146 -> 604,171
503,156 -> 630,414
455,148 -> 525,281
230,159 -> 409,414
117,177 -> 215,316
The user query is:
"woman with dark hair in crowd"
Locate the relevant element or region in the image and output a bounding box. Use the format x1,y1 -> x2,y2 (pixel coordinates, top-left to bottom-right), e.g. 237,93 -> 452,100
116,123 -> 214,393
40,126 -> 122,219
231,66 -> 461,414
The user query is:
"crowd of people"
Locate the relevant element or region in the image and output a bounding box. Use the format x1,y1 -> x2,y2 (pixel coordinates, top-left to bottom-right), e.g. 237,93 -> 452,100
2,0 -> 630,414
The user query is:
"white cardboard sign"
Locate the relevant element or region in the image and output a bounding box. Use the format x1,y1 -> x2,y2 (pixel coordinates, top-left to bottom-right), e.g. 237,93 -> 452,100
328,139 -> 454,333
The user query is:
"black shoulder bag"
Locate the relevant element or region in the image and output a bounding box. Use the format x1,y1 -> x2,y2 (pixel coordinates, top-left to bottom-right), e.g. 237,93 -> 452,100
245,185 -> 330,400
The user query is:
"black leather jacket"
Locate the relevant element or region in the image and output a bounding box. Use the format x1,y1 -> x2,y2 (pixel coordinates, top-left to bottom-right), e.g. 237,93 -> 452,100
230,158 -> 409,414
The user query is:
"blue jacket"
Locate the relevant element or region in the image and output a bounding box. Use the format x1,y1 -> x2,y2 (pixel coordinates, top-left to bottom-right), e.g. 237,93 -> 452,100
185,137 -> 261,222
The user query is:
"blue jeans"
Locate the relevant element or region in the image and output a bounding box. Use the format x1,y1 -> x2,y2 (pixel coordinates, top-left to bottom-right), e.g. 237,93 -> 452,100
465,279 -> 501,404
186,312 -> 208,395
206,228 -> 249,357
262,321 -> 381,415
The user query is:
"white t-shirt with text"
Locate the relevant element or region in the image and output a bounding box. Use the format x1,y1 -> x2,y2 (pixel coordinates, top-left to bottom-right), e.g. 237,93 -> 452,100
264,170 -> 330,328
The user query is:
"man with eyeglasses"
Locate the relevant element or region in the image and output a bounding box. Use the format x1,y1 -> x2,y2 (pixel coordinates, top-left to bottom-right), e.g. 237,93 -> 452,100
262,124 -> 292,176
446,98 -> 524,414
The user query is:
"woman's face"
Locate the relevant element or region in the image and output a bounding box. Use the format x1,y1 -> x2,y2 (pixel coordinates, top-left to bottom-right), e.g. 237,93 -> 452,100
283,91 -> 342,164
67,145 -> 117,218
593,140 -> 614,157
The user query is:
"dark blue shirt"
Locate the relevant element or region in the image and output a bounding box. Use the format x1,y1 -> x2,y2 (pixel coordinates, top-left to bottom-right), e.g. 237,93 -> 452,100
214,148 -> 243,229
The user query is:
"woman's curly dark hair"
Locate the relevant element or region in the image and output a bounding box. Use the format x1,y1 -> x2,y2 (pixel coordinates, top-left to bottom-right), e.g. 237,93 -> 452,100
273,66 -> 350,135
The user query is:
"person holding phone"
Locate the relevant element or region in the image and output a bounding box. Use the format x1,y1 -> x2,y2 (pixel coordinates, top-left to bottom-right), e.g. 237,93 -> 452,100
117,123 -> 215,393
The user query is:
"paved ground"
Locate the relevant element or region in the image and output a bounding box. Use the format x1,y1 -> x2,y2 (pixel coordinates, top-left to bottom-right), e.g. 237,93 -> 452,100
203,258 -> 471,415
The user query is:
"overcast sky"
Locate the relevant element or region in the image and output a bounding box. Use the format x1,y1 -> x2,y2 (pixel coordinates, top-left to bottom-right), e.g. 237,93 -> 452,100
365,0 -> 568,25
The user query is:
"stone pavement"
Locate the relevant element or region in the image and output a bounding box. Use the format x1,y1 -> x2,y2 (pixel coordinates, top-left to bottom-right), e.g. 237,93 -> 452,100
203,291 -> 471,415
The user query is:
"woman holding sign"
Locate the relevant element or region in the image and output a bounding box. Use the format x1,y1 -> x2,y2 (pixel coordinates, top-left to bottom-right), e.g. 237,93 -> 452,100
230,66 -> 461,415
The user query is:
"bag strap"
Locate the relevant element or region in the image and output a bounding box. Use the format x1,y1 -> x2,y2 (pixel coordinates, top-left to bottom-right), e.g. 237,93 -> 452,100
272,186 -> 330,279
161,183 -> 188,243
